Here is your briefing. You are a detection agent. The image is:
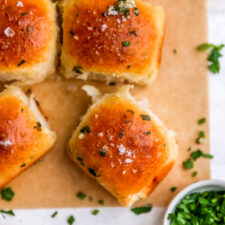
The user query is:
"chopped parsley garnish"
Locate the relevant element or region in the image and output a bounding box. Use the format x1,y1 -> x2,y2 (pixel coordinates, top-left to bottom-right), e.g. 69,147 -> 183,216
197,43 -> 224,74
173,49 -> 177,54
187,147 -> 192,152
70,30 -> 75,36
122,41 -> 130,47
67,215 -> 75,225
51,211 -> 58,218
129,30 -> 137,36
191,149 -> 213,161
106,0 -> 139,16
91,209 -> 99,215
80,126 -> 90,134
1,187 -> 14,201
168,190 -> 225,225
109,81 -> 116,86
20,163 -> 26,168
119,129 -> 125,138
34,121 -> 42,131
141,114 -> 151,121
144,131 -> 151,135
183,158 -> 194,169
0,209 -> 15,216
134,8 -> 139,16
131,205 -> 152,215
77,157 -> 83,161
127,109 -> 134,114
192,171 -> 198,177
198,118 -> 206,124
170,187 -> 177,192
98,200 -> 104,205
88,168 -> 97,177
196,131 -> 206,144
18,59 -> 26,66
72,65 -> 83,74
77,191 -> 86,199
127,65 -> 131,69
21,12 -> 27,16
99,149 -> 106,157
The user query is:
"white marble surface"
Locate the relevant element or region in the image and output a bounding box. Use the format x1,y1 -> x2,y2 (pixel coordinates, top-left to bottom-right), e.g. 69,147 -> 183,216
1,1 -> 225,224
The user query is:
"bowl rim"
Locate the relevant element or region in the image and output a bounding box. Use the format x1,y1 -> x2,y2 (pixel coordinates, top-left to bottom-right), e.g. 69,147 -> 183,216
163,179 -> 225,225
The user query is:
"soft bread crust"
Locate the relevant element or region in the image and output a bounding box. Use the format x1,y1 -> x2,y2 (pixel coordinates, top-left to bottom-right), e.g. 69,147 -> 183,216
60,0 -> 165,85
0,86 -> 56,188
68,86 -> 178,206
0,0 -> 58,83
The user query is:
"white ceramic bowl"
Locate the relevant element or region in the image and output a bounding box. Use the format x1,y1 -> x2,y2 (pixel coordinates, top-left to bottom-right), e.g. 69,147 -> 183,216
163,179 -> 225,225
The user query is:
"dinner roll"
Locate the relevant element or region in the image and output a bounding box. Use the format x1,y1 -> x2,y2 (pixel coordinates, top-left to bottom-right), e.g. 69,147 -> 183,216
60,0 -> 165,85
0,86 -> 56,188
68,85 -> 178,206
0,0 -> 57,83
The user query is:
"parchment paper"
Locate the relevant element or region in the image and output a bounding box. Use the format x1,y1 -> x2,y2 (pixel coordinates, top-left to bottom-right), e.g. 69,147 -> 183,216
0,0 -> 209,208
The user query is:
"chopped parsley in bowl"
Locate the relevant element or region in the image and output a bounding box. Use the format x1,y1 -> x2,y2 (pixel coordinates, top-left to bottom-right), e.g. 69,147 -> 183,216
163,180 -> 225,225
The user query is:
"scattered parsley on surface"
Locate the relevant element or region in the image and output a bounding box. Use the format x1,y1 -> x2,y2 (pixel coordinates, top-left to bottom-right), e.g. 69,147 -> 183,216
51,211 -> 58,218
0,210 -> 15,216
98,200 -> 104,205
67,215 -> 75,225
197,43 -> 224,74
192,171 -> 198,177
131,205 -> 152,215
76,191 -> 86,200
92,209 -> 99,215
173,49 -> 177,54
191,149 -> 213,161
183,158 -> 194,169
20,163 -> 26,168
196,131 -> 206,144
198,118 -> 206,124
1,187 -> 14,201
170,187 -> 177,192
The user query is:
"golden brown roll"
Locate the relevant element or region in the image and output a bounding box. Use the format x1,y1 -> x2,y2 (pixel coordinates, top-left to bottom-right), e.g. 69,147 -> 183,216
68,85 -> 178,206
0,86 -> 56,188
60,0 -> 165,85
0,0 -> 57,83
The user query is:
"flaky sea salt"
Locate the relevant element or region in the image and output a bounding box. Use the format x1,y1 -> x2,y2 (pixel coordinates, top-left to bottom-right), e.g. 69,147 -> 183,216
4,27 -> 15,37
98,132 -> 103,137
108,6 -> 118,16
101,24 -> 107,32
16,1 -> 23,7
78,133 -> 84,139
125,158 -> 133,164
118,144 -> 126,155
0,140 -> 12,147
